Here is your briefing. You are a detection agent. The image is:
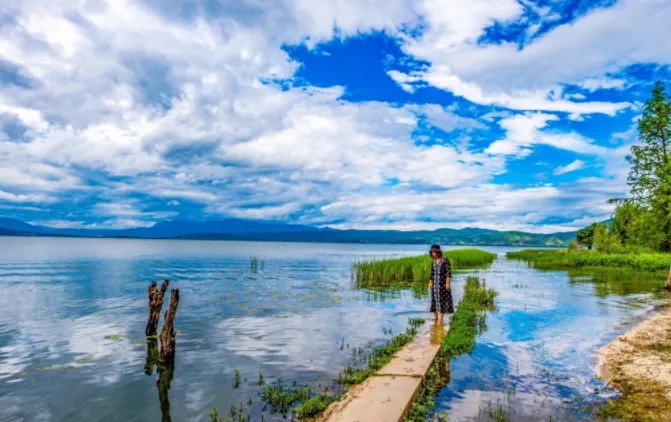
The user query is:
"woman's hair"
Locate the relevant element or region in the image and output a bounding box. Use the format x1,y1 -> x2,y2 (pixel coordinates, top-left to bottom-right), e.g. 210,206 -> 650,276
429,244 -> 443,258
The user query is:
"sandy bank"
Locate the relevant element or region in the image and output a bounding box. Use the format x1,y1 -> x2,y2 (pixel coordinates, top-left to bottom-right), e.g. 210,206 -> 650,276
596,305 -> 671,421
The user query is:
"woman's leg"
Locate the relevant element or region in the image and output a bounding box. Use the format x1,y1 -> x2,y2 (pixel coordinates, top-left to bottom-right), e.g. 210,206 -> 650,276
433,312 -> 438,322
438,313 -> 444,324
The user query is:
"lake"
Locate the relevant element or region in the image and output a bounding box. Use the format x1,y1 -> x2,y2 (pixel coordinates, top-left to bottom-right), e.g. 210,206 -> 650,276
0,237 -> 667,421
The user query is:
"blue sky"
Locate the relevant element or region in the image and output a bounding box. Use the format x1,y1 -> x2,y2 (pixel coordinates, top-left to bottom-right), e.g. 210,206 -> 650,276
0,0 -> 670,233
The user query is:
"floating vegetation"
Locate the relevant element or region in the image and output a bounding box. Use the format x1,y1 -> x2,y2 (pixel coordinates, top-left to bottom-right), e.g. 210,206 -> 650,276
250,257 -> 265,273
133,338 -> 146,345
20,371 -> 28,376
352,249 -> 497,288
507,249 -> 669,273
257,372 -> 264,386
75,354 -> 94,364
103,334 -> 125,341
233,370 -> 241,389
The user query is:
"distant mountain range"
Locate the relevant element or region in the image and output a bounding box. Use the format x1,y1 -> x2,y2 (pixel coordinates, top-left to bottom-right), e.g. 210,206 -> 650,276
0,216 -> 576,247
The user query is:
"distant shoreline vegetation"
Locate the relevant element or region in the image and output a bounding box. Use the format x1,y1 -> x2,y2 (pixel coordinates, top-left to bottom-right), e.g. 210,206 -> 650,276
507,249 -> 669,273
352,249 -> 497,289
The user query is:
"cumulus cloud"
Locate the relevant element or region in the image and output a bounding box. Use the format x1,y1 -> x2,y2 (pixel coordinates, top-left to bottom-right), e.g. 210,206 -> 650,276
0,0 -> 652,231
486,113 -> 606,157
392,0 -> 670,114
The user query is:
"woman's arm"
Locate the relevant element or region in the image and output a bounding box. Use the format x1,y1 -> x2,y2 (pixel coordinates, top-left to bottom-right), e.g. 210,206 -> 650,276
444,259 -> 452,289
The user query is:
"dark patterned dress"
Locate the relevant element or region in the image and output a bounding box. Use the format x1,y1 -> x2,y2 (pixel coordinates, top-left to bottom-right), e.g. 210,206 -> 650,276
430,258 -> 454,314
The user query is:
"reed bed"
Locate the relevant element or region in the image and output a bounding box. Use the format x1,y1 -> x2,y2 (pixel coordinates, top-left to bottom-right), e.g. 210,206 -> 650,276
352,249 -> 497,288
507,249 -> 669,273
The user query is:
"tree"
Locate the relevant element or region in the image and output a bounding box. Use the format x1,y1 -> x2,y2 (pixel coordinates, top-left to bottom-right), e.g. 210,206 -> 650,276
626,81 -> 671,287
576,223 -> 598,250
593,223 -> 622,254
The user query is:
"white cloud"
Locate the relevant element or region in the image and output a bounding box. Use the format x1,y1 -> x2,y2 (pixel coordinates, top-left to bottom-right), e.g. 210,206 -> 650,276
0,0 -> 649,231
579,78 -> 627,92
554,160 -> 585,175
0,189 -> 54,203
392,0 -> 671,114
485,113 -> 606,157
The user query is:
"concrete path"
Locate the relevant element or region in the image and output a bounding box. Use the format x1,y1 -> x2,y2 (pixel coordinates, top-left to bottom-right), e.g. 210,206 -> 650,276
318,323 -> 446,422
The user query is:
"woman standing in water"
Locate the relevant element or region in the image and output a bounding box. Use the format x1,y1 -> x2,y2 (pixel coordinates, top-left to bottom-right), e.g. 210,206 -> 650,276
429,244 -> 454,324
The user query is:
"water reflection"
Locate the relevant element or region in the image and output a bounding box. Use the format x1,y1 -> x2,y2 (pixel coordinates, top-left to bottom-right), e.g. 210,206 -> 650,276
144,339 -> 173,422
0,238 -> 667,421
432,258 -> 669,420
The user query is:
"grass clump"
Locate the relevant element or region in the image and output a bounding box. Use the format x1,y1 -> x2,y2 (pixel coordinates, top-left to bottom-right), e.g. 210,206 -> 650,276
507,249 -> 669,273
260,378 -> 312,416
352,249 -> 496,288
296,394 -> 339,419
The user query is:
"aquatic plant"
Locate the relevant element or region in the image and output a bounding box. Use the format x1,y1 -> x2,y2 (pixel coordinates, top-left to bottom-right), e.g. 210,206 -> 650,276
75,354 -> 94,364
260,378 -> 312,416
352,249 -> 497,288
250,257 -> 265,273
507,249 -> 669,273
337,319 -> 425,385
103,334 -> 125,341
296,394 -> 339,418
441,276 -> 496,356
233,370 -> 241,389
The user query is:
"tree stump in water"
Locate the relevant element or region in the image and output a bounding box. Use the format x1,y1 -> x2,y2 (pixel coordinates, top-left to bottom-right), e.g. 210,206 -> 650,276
146,280 -> 169,336
160,289 -> 180,362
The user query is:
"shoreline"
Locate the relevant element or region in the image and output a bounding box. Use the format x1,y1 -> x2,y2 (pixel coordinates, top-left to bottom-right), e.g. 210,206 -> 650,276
596,302 -> 671,421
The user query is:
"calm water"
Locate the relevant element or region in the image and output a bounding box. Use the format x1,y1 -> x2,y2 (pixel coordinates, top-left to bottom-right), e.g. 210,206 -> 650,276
0,237 -> 666,421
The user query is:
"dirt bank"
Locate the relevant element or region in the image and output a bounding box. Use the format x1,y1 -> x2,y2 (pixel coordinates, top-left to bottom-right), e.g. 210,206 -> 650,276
596,305 -> 671,421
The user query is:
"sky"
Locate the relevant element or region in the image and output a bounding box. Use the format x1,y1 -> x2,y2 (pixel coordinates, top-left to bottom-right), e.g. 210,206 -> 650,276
1,0 -> 670,233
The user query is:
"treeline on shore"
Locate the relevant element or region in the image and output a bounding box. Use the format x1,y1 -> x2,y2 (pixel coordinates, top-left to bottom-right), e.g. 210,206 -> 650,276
511,81 -> 671,286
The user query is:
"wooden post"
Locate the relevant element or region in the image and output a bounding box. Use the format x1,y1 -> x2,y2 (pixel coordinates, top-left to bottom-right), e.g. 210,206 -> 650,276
160,289 -> 180,362
146,280 -> 169,336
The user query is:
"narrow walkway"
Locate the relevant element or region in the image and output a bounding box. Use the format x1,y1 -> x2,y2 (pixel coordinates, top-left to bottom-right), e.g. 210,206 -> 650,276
318,323 -> 446,422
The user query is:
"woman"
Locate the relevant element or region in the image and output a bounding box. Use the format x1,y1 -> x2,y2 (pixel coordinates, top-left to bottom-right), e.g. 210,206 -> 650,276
429,244 -> 454,324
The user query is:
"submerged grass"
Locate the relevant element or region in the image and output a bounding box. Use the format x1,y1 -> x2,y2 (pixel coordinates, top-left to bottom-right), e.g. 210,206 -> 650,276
337,319 -> 425,385
207,317 -> 426,421
352,249 -> 497,288
507,249 -> 669,273
405,276 -> 497,422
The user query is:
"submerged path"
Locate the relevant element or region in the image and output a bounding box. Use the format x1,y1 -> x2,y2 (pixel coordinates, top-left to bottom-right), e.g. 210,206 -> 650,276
319,324 -> 446,422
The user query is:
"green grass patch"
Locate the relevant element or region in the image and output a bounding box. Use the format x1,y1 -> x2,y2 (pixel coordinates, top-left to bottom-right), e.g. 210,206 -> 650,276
507,249 -> 669,273
296,394 -> 339,419
441,276 -> 496,356
352,249 -> 497,288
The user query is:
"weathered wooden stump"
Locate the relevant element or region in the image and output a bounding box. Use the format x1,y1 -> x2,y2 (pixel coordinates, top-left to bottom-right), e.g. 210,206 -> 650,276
146,279 -> 169,336
159,288 -> 180,362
